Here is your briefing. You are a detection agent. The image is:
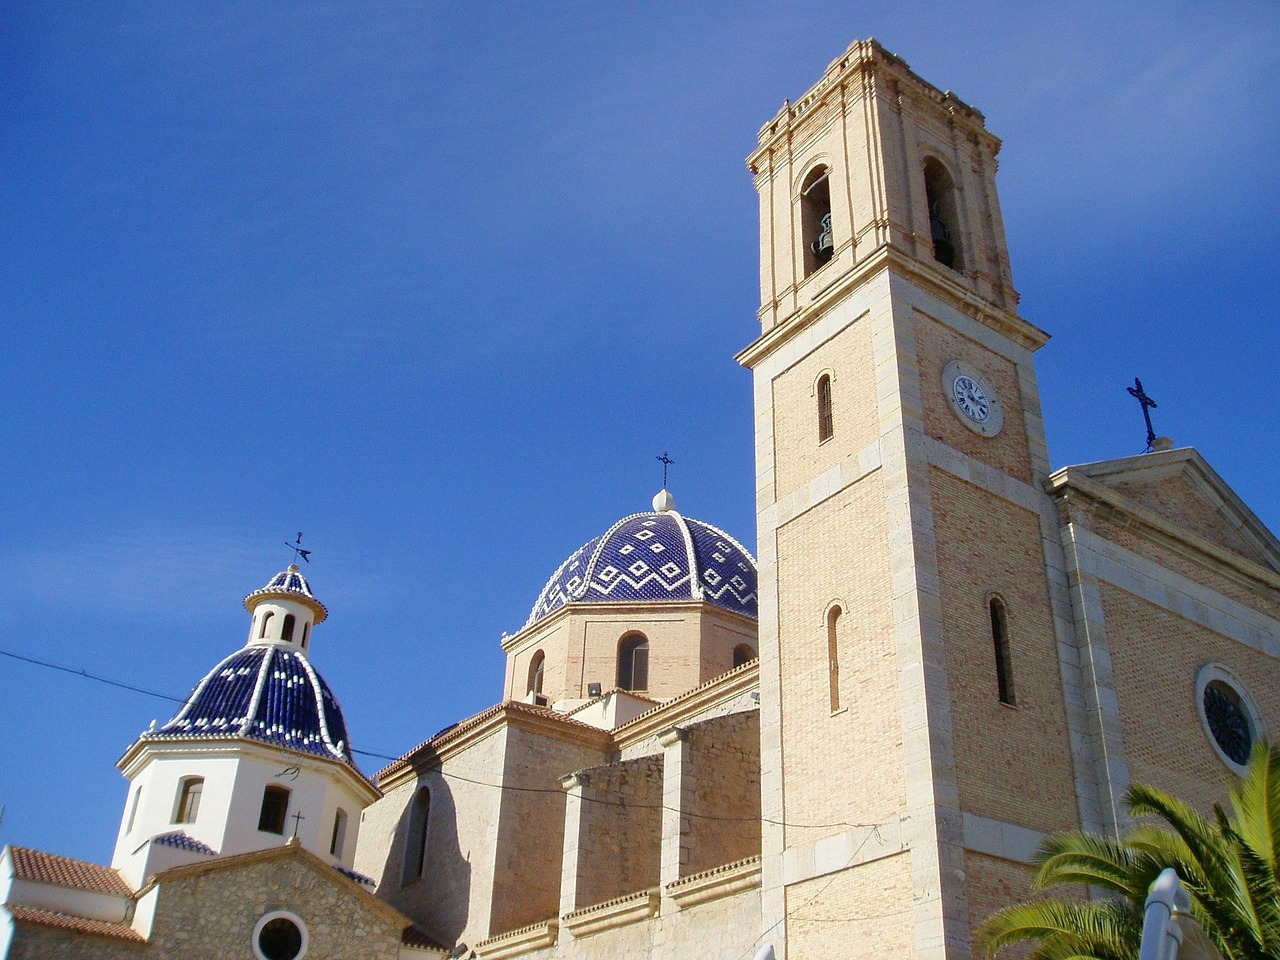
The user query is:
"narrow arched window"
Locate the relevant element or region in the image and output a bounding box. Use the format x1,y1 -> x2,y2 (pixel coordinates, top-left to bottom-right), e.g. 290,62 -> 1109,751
258,785 -> 290,835
301,623 -> 309,649
827,606 -> 842,712
173,777 -> 203,824
817,374 -> 834,442
923,158 -> 962,270
528,651 -> 545,697
259,611 -> 275,639
281,614 -> 296,642
732,644 -> 757,668
617,633 -> 649,691
801,166 -> 833,277
990,597 -> 1015,706
127,787 -> 143,833
403,788 -> 431,884
330,808 -> 348,858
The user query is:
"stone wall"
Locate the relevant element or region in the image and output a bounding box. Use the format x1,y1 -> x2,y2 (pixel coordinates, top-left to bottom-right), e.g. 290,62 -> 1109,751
490,728 -> 609,937
570,756 -> 663,909
682,712 -> 761,876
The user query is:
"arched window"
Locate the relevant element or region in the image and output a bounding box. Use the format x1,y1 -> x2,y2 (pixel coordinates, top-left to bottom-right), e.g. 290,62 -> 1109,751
527,651 -> 545,697
330,808 -> 348,858
732,644 -> 757,668
301,623 -> 309,649
617,633 -> 649,692
173,777 -> 203,825
281,614 -> 296,642
817,374 -> 834,442
923,158 -> 962,270
258,785 -> 291,835
990,596 -> 1015,706
827,606 -> 842,712
403,788 -> 431,884
259,611 -> 275,639
801,165 -> 833,277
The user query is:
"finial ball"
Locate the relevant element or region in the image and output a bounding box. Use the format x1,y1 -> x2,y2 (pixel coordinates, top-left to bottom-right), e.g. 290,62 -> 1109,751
653,489 -> 676,513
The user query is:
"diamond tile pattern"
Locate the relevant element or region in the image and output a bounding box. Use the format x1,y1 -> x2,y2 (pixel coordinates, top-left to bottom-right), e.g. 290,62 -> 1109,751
525,511 -> 757,627
154,646 -> 354,764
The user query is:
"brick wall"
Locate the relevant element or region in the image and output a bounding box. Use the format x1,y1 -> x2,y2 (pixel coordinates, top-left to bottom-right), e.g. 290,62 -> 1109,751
775,473 -> 904,848
1103,583 -> 1280,815
914,312 -> 1032,485
930,468 -> 1078,834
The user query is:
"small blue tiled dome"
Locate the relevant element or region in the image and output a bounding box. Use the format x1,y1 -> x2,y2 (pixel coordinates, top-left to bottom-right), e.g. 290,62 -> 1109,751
525,501 -> 757,628
152,645 -> 355,766
244,564 -> 328,624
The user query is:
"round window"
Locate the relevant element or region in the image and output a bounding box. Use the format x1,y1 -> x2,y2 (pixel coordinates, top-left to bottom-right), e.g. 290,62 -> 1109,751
1195,664 -> 1264,775
252,911 -> 308,960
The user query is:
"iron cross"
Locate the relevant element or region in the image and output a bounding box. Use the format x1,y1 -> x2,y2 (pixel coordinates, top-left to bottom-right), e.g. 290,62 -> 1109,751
656,452 -> 675,488
286,532 -> 312,565
1127,378 -> 1159,451
291,810 -> 306,838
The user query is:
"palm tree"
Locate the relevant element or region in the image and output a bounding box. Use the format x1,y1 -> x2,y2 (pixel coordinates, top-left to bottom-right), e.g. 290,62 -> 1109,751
976,742 -> 1280,960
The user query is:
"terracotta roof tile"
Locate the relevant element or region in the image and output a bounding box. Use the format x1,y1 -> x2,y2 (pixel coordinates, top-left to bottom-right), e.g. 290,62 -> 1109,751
7,904 -> 144,943
8,846 -> 132,897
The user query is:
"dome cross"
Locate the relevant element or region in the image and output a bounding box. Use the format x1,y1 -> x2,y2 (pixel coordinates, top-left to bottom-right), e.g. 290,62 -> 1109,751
656,452 -> 675,489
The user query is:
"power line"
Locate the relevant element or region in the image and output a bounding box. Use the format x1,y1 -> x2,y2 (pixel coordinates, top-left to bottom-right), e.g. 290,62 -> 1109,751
2,644 -> 887,831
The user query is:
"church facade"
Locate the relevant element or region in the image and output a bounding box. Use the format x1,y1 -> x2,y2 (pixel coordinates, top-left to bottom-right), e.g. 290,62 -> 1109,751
5,37 -> 1280,960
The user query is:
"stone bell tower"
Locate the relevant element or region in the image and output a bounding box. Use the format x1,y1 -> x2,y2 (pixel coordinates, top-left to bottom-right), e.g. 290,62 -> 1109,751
738,40 -> 1092,960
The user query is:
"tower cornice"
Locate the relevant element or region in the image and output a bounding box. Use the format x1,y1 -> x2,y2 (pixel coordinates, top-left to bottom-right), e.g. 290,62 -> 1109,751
736,245 -> 1047,372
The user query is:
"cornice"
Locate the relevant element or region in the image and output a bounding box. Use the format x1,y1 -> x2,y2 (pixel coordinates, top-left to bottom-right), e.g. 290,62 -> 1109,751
474,919 -> 559,959
377,701 -> 612,791
665,855 -> 762,909
117,734 -> 381,802
612,659 -> 759,750
1046,466 -> 1280,599
736,246 -> 1045,372
561,888 -> 659,938
501,599 -> 757,654
747,38 -> 994,174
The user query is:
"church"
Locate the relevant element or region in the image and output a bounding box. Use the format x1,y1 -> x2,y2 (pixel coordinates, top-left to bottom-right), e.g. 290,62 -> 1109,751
4,37 -> 1278,960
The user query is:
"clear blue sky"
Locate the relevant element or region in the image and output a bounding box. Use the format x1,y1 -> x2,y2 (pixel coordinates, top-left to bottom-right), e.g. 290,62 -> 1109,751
3,2 -> 1278,863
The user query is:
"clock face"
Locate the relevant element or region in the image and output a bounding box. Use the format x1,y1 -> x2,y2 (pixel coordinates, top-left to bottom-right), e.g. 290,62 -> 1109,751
941,360 -> 1002,437
952,375 -> 990,422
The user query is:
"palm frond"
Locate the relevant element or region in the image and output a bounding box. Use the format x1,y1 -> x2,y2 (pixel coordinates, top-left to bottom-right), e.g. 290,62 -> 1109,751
1230,741 -> 1280,888
976,898 -> 1139,960
1033,833 -> 1144,897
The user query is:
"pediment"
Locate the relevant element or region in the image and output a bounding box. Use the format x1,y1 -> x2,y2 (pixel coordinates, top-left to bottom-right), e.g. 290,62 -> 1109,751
1048,447 -> 1280,574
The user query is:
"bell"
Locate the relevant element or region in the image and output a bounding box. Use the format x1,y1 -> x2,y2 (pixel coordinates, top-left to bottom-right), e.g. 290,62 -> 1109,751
810,213 -> 834,265
931,213 -> 954,267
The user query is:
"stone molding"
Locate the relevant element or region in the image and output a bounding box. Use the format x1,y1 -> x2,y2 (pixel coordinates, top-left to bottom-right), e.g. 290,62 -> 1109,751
1047,464 -> 1280,597
611,661 -> 759,749
665,855 -> 762,909
474,919 -> 559,959
561,888 -> 660,938
378,702 -> 612,788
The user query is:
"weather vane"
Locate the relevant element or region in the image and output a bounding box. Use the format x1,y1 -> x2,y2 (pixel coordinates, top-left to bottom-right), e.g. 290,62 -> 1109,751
1126,378 -> 1159,452
286,532 -> 312,565
656,452 -> 675,489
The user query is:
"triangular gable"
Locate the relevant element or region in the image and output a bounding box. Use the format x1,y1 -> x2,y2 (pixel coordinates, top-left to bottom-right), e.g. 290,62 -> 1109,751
141,838 -> 407,926
1047,447 -> 1280,574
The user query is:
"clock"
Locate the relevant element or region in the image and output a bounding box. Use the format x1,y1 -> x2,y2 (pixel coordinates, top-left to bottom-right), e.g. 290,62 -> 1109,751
942,360 -> 1003,437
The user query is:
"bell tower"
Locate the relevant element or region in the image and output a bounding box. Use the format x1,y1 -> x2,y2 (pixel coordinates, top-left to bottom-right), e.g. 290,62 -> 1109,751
739,40 -> 1091,960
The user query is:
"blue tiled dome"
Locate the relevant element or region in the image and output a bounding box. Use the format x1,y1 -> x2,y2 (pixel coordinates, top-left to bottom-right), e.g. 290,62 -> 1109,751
525,506 -> 757,628
151,646 -> 355,766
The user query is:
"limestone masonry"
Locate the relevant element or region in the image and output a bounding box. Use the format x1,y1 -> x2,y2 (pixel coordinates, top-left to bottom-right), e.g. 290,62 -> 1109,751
5,37 -> 1277,960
